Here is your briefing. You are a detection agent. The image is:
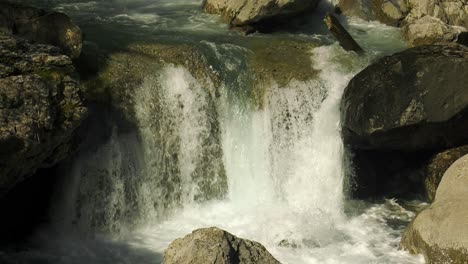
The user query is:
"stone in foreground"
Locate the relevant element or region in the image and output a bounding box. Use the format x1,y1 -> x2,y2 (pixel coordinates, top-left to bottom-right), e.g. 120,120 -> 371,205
424,145 -> 468,201
401,154 -> 468,263
163,227 -> 281,264
341,44 -> 468,151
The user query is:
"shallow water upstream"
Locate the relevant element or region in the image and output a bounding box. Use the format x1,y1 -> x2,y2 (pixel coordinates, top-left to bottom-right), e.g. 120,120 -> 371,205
2,1 -> 426,263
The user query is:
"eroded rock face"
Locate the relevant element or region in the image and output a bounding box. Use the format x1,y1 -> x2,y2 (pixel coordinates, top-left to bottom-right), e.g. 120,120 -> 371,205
341,44 -> 468,151
401,154 -> 468,263
0,2 -> 82,59
0,33 -> 87,197
164,227 -> 281,264
202,0 -> 320,30
424,145 -> 468,201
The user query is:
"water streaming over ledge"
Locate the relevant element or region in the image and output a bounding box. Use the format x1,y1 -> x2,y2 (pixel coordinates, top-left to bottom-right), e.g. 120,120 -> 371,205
1,0 -> 426,263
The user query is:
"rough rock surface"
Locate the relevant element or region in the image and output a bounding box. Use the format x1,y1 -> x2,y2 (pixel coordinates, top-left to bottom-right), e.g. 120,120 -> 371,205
401,154 -> 468,263
0,33 -> 87,197
202,0 -> 320,29
424,145 -> 468,201
403,15 -> 467,46
164,227 -> 281,264
402,0 -> 468,46
341,44 -> 468,151
405,0 -> 468,28
0,2 -> 82,59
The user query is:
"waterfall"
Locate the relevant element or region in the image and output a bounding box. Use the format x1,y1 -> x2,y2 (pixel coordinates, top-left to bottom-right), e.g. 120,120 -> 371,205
59,65 -> 226,235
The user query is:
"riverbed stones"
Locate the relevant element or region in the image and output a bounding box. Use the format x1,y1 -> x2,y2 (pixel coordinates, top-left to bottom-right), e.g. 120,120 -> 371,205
202,0 -> 320,31
341,44 -> 468,151
0,2 -> 82,59
0,33 -> 87,197
401,154 -> 468,263
163,227 -> 281,264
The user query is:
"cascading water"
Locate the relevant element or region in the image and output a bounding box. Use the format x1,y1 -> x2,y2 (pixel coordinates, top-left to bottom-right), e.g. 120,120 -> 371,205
2,0 -> 427,263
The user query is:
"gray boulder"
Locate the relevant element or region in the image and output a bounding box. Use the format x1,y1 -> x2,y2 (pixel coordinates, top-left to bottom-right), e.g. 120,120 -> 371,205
0,2 -> 82,59
341,44 -> 468,151
0,33 -> 87,197
401,154 -> 468,263
163,227 -> 281,264
202,0 -> 319,30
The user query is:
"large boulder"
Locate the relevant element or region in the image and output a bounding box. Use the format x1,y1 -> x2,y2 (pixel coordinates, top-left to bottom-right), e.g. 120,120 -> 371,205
401,154 -> 468,263
341,44 -> 468,151
0,2 -> 82,59
202,0 -> 320,31
0,33 -> 87,197
163,227 -> 281,264
423,145 -> 468,201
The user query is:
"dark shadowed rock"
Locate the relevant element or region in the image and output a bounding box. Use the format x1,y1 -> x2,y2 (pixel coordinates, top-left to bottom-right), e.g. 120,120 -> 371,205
401,154 -> 468,263
341,44 -> 468,151
423,145 -> 468,201
163,227 -> 281,264
0,33 -> 87,197
202,0 -> 320,32
0,2 -> 82,59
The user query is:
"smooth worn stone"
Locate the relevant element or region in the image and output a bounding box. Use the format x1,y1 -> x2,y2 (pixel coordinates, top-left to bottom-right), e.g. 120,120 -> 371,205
423,145 -> 468,201
401,154 -> 468,264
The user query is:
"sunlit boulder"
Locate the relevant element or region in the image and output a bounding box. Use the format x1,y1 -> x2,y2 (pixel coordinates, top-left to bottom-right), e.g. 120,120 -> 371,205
164,227 -> 281,264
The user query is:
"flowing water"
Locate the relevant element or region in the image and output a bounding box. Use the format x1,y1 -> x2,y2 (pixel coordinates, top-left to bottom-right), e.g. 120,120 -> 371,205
2,0 -> 426,263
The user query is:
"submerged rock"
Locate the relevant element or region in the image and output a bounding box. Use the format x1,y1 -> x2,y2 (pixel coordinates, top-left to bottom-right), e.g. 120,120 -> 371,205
423,145 -> 468,201
0,2 -> 82,59
202,0 -> 320,32
0,33 -> 87,197
341,44 -> 468,151
164,227 -> 281,264
401,154 -> 468,263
